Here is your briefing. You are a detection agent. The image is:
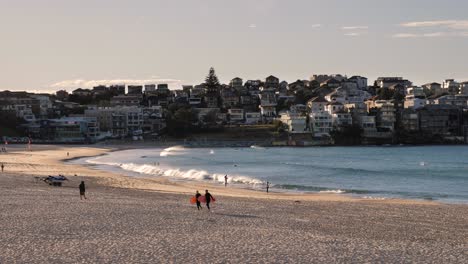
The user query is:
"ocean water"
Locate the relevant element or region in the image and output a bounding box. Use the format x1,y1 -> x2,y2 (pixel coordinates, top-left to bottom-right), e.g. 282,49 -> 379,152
78,146 -> 468,203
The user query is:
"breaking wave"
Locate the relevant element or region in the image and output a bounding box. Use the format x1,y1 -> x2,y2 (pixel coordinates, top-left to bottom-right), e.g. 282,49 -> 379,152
86,158 -> 264,186
159,146 -> 186,157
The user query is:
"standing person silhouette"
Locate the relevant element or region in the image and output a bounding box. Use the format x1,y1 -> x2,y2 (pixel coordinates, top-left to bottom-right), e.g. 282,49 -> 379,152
1,163 -> 4,172
224,175 -> 228,187
79,181 -> 87,200
205,190 -> 213,210
195,190 -> 202,210
266,181 -> 270,193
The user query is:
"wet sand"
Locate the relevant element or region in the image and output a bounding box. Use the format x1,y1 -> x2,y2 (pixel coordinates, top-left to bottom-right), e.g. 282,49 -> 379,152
0,145 -> 467,263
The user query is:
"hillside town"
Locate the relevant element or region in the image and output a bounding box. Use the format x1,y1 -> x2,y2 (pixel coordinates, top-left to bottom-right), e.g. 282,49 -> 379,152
1,68 -> 468,146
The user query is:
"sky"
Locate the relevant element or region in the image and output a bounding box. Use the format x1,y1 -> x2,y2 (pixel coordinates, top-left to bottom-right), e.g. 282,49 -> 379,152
0,0 -> 467,92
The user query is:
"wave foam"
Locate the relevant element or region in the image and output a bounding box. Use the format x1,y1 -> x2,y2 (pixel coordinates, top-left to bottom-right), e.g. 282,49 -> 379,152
319,190 -> 346,194
87,158 -> 264,186
160,146 -> 186,157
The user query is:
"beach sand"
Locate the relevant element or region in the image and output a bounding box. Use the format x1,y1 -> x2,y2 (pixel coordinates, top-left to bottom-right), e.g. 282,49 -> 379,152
0,145 -> 467,263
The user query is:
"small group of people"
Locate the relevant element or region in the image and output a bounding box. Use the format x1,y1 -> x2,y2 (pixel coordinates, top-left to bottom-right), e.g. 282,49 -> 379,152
195,190 -> 213,210
1,147 -> 7,153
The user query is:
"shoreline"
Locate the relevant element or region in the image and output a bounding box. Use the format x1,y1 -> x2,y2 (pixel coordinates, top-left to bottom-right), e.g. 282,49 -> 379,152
9,144 -> 454,205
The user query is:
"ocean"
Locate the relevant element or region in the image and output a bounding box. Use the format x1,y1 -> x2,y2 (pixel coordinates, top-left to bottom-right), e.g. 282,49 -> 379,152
77,145 -> 468,203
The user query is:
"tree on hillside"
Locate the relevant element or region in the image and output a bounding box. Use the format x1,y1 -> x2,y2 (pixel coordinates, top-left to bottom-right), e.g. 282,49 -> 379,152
205,67 -> 220,90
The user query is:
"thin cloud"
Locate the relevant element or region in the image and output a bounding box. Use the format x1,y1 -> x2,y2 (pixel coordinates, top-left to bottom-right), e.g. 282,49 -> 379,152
401,20 -> 468,30
392,32 -> 468,38
248,24 -> 257,28
50,78 -> 184,90
392,33 -> 419,38
344,32 -> 363,37
311,24 -> 322,28
342,26 -> 369,30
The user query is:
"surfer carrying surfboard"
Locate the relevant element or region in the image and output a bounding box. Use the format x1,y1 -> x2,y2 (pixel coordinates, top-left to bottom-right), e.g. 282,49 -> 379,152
205,190 -> 213,210
195,191 -> 202,210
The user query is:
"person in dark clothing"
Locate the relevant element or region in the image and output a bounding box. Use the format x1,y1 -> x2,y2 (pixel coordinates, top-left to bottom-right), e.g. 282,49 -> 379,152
205,190 -> 213,210
266,181 -> 270,193
1,163 -> 4,172
195,190 -> 202,210
224,175 -> 228,187
79,181 -> 87,200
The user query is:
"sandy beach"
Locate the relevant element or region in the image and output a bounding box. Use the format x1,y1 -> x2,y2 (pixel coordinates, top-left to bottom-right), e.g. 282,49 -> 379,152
0,145 -> 467,263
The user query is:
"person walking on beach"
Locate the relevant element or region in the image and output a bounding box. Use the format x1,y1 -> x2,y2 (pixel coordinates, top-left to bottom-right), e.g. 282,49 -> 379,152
266,181 -> 270,193
205,190 -> 213,210
79,181 -> 87,200
67,152 -> 69,157
1,163 -> 4,172
195,190 -> 202,210
224,175 -> 228,187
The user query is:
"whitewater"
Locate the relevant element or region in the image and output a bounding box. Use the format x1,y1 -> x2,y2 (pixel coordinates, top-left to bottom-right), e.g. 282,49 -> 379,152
77,145 -> 468,203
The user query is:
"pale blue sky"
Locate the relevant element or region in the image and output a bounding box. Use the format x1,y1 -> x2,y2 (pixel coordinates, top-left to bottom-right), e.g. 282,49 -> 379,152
1,0 -> 467,92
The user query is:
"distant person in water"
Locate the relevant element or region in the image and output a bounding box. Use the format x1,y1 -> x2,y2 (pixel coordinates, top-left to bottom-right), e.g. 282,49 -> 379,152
195,190 -> 202,210
224,175 -> 228,187
79,181 -> 87,200
266,181 -> 270,193
1,163 -> 4,172
205,190 -> 213,210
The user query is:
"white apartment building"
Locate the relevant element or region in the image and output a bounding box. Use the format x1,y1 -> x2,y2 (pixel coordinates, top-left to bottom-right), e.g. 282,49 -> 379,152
280,112 -> 309,134
309,111 -> 333,137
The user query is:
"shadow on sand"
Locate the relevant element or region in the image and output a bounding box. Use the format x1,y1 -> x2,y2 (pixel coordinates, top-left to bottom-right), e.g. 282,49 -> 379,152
215,213 -> 259,219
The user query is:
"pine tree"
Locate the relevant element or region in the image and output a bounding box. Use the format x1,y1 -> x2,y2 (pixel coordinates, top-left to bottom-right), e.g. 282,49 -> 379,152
205,67 -> 220,93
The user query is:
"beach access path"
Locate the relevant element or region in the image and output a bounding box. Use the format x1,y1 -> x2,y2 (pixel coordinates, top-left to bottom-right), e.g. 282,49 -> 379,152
0,145 -> 467,263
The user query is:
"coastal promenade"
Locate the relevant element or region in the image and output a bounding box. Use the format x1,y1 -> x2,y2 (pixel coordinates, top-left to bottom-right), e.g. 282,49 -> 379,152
0,145 -> 467,263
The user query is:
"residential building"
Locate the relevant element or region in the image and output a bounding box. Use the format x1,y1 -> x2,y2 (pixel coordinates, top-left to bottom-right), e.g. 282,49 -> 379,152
459,81 -> 468,95
55,90 -> 69,100
221,88 -> 239,108
229,77 -> 243,89
332,111 -> 353,128
360,116 -> 377,132
45,117 -> 99,143
110,95 -> 141,106
366,100 -> 396,131
348,76 -> 368,90
375,77 -> 412,89
92,85 -> 109,95
72,88 -> 92,97
306,96 -> 328,113
228,108 -> 244,123
280,111 -> 309,134
127,85 -> 143,95
419,105 -> 461,136
435,94 -> 468,108
264,75 -> 280,90
111,107 -> 143,137
109,85 -> 126,95
404,95 -> 426,110
325,102 -> 345,114
84,107 -> 114,132
422,82 -> 442,95
309,111 -> 333,137
259,92 -> 277,121
400,109 -> 419,131
142,106 -> 165,135
245,112 -> 261,124
144,84 -> 156,93
442,79 -> 460,95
